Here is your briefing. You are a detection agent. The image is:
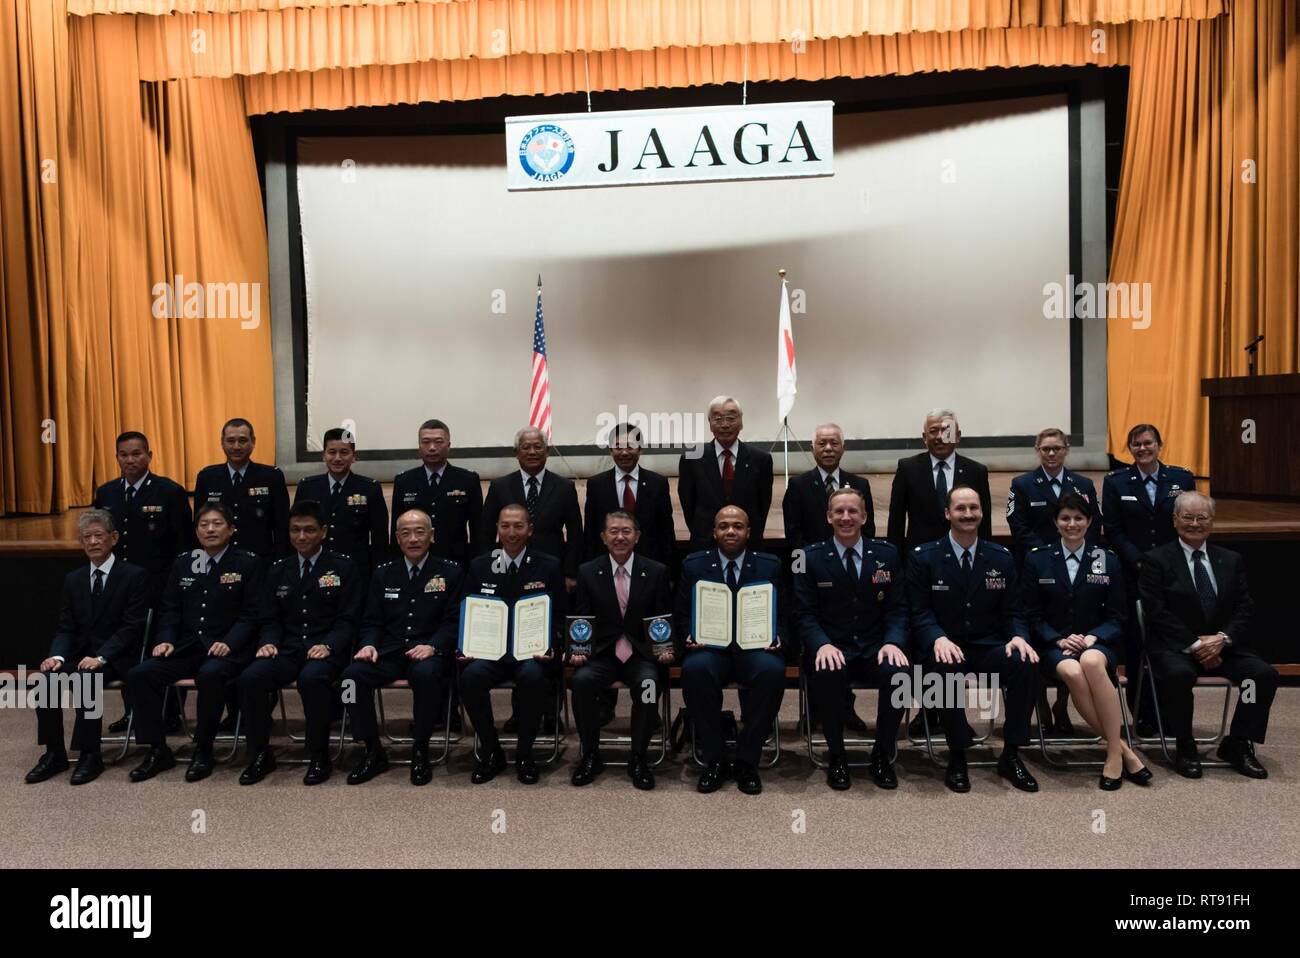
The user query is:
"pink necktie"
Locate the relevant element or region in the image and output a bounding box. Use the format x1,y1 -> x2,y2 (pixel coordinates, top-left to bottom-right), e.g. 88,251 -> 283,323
615,566 -> 633,662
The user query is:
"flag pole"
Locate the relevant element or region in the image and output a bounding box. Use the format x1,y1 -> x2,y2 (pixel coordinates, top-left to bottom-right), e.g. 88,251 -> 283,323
778,268 -> 790,489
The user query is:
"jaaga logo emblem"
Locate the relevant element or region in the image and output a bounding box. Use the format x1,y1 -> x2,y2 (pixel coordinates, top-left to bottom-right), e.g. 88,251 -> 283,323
518,124 -> 575,182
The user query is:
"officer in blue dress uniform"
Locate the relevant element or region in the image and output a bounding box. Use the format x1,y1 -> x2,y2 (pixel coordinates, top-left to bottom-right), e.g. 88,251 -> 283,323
293,427 -> 388,584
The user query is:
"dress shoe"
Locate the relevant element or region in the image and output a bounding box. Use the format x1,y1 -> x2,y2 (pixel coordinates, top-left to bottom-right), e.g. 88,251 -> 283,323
409,747 -> 433,786
696,760 -> 730,793
470,747 -> 507,784
628,754 -> 655,791
347,747 -> 390,785
843,707 -> 869,735
1174,741 -> 1203,779
239,748 -> 276,785
502,714 -> 519,733
1216,737 -> 1268,779
945,751 -> 970,793
869,747 -> 898,789
25,750 -> 70,784
1098,773 -> 1122,791
1052,717 -> 1077,737
571,751 -> 604,786
70,752 -> 105,786
107,715 -> 130,734
1122,764 -> 1154,786
826,754 -> 851,791
129,745 -> 175,782
303,754 -> 332,786
734,761 -> 762,795
516,758 -> 539,784
185,748 -> 216,782
997,750 -> 1039,792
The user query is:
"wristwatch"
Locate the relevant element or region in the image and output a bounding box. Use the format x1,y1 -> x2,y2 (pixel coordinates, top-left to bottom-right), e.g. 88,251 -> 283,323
96,655 -> 107,666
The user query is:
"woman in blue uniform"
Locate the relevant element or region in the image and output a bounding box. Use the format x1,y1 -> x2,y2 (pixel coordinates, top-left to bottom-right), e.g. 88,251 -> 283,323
1023,493 -> 1153,790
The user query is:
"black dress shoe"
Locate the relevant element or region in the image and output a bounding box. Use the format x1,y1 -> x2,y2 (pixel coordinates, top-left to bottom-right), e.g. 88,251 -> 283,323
516,758 -> 539,784
696,760 -> 730,793
347,748 -> 390,785
303,754 -> 332,786
945,751 -> 970,793
571,751 -> 604,786
129,745 -> 175,782
107,715 -> 130,734
470,747 -> 507,784
25,750 -> 70,784
1174,741 -> 1203,779
869,748 -> 898,789
70,752 -> 105,786
409,748 -> 433,786
1098,773 -> 1122,791
628,754 -> 655,791
734,761 -> 762,795
843,707 -> 869,735
185,749 -> 215,782
826,754 -> 851,791
239,748 -> 277,785
502,714 -> 519,733
1216,738 -> 1267,779
997,751 -> 1039,792
1122,764 -> 1154,786
1052,717 -> 1077,737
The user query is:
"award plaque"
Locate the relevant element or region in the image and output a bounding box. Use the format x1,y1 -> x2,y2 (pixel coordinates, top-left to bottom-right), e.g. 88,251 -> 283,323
735,581 -> 776,649
512,593 -> 552,658
644,615 -> 674,658
692,580 -> 733,647
566,615 -> 595,657
459,594 -> 509,661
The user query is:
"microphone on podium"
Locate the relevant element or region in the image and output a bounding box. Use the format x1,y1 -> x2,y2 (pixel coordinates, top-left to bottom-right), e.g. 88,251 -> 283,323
1244,334 -> 1264,376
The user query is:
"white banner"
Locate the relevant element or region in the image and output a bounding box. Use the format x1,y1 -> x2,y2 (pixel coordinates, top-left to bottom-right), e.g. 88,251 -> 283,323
505,101 -> 834,190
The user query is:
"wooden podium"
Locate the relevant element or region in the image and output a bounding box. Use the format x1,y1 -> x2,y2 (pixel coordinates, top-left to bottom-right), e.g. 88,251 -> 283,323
1201,373 -> 1300,500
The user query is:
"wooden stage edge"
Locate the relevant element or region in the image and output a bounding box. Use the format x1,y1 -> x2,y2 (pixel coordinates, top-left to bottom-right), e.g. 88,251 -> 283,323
4,471 -> 1300,555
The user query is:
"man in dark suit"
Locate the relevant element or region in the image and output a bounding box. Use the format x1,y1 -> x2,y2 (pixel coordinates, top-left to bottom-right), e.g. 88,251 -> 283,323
390,419 -> 483,567
1139,491 -> 1277,779
480,427 -> 582,586
677,505 -> 788,796
907,486 -> 1040,793
569,510 -> 675,790
293,427 -> 388,584
887,408 -> 992,552
459,504 -> 566,785
237,500 -> 362,786
584,423 -> 675,566
342,509 -> 463,787
794,488 -> 908,791
25,510 -> 151,786
678,396 -> 774,550
192,418 -> 290,559
783,423 -> 875,546
125,502 -> 265,782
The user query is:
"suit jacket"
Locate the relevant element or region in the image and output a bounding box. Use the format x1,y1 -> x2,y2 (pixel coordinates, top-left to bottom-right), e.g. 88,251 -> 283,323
906,538 -> 1025,654
673,549 -> 789,656
583,466 -> 676,566
1101,462 -> 1197,574
782,468 -> 875,548
293,472 -> 388,579
1021,544 -> 1125,651
573,554 -> 674,660
48,560 -> 151,665
154,548 -> 266,663
887,452 -> 993,553
193,461 -> 290,558
260,549 -> 362,659
678,440 -> 774,549
459,550 -> 567,661
360,554 -> 463,657
1137,540 -> 1253,656
479,472 -> 582,577
391,462 -> 483,565
93,473 -> 193,600
794,538 -> 906,662
1006,467 -> 1098,558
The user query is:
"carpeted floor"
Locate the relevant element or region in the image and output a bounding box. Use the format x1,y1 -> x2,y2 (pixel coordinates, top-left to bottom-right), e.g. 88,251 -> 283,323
3,688 -> 1297,869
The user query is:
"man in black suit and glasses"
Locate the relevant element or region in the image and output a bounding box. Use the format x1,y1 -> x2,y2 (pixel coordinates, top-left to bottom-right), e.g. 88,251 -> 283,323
1139,491 -> 1277,780
678,396 -> 774,550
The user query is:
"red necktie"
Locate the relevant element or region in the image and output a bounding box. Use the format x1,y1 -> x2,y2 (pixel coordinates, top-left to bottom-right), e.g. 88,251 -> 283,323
622,474 -> 636,510
721,449 -> 734,498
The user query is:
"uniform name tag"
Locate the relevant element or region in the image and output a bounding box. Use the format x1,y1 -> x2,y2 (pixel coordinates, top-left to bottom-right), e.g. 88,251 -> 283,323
1030,501 -> 1047,507
1038,578 -> 1056,584
1121,495 -> 1139,501
180,577 -> 196,589
931,584 -> 949,592
816,581 -> 833,588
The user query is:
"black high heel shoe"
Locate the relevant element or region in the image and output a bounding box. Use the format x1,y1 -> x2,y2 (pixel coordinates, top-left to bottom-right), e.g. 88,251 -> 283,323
1098,773 -> 1122,791
1122,764 -> 1154,786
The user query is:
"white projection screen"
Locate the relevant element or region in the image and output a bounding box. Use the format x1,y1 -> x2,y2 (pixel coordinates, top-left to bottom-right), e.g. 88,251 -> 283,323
295,94 -> 1072,456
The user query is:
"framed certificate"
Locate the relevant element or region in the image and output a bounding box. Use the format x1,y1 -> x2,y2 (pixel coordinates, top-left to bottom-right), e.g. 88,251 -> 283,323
691,580 -> 733,648
459,594 -> 508,661
512,593 -> 552,658
736,581 -> 776,650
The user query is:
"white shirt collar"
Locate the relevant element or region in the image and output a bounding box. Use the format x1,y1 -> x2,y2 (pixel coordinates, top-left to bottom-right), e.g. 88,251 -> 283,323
1062,542 -> 1085,562
718,549 -> 746,570
405,554 -> 426,576
1042,466 -> 1064,482
817,466 -> 841,485
614,465 -> 640,484
715,439 -> 739,459
328,472 -> 351,488
833,537 -> 863,561
205,545 -> 230,570
948,533 -> 978,561
123,474 -> 148,493
1138,462 -> 1161,480
520,468 -> 546,487
90,552 -> 116,580
227,464 -> 247,481
424,464 -> 446,481
501,546 -> 528,569
609,553 -> 634,577
299,547 -> 324,572
1179,538 -> 1209,560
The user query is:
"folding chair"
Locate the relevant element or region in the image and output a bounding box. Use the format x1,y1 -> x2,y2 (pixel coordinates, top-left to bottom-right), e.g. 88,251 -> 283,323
1032,675 -> 1135,769
799,667 -> 893,769
467,677 -> 566,766
165,680 -> 242,762
100,609 -> 152,764
563,666 -> 672,768
677,665 -> 785,769
272,682 -> 351,766
374,679 -> 460,767
912,676 -> 1008,769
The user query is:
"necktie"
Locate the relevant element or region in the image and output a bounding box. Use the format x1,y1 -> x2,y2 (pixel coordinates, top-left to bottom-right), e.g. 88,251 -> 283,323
430,471 -> 440,492
232,471 -> 244,493
961,549 -> 972,577
1065,553 -> 1079,587
526,476 -> 540,522
935,460 -> 948,503
622,474 -> 636,510
1145,474 -> 1157,505
825,473 -> 837,496
125,484 -> 136,506
507,560 -> 519,578
331,481 -> 343,498
1050,478 -> 1062,498
844,547 -> 858,580
614,567 -> 633,663
721,449 -> 734,498
725,559 -> 738,591
409,563 -> 420,583
302,558 -> 313,581
1192,550 -> 1217,620
92,569 -> 105,601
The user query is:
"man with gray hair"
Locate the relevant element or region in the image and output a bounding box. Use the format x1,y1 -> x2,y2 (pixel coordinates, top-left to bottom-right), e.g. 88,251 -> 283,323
678,395 -> 774,550
1138,490 -> 1277,779
887,408 -> 992,552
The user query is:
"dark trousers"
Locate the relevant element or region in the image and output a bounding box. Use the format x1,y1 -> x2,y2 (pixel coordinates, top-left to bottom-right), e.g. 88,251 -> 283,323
925,643 -> 1039,749
807,653 -> 908,756
680,646 -> 785,765
35,658 -> 133,755
128,651 -> 243,747
1147,647 -> 1278,744
459,657 -> 552,759
342,653 -> 451,747
571,653 -> 659,756
237,653 -> 345,753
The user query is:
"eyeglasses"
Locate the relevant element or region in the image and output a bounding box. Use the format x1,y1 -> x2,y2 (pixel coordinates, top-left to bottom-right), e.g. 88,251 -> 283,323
710,414 -> 740,424
1178,515 -> 1213,524
1038,446 -> 1066,454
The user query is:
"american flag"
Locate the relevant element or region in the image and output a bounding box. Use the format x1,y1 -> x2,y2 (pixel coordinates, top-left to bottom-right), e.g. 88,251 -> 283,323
529,276 -> 553,440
